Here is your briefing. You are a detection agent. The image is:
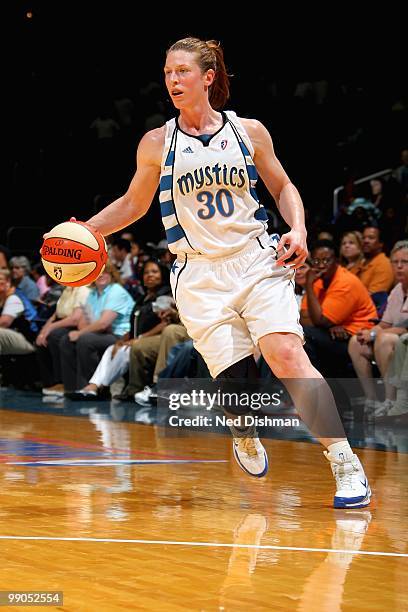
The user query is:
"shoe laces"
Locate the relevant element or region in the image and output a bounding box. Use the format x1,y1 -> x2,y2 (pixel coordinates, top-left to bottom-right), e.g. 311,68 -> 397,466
325,452 -> 361,491
236,437 -> 258,458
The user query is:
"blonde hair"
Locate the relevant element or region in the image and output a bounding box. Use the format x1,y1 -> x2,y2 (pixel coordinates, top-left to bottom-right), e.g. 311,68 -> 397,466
340,231 -> 364,266
167,37 -> 230,110
391,240 -> 408,256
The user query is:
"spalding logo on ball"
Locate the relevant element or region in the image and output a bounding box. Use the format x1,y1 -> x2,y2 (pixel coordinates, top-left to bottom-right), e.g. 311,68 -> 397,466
40,220 -> 108,287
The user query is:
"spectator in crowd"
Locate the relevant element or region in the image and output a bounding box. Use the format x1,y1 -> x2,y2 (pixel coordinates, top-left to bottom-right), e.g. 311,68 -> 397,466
339,231 -> 364,274
9,256 -> 39,302
317,230 -> 334,242
358,226 -> 394,293
131,300 -> 189,405
0,245 -> 11,269
348,240 -> 408,419
346,197 -> 381,223
385,331 -> 408,420
59,261 -> 134,392
68,259 -> 172,400
31,263 -> 49,299
110,237 -> 133,281
36,284 -> 91,396
120,231 -> 135,243
0,268 -> 36,356
294,261 -> 310,310
301,240 -> 377,377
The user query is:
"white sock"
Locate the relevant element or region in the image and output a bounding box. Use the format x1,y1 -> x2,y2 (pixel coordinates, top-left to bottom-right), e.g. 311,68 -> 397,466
327,441 -> 353,463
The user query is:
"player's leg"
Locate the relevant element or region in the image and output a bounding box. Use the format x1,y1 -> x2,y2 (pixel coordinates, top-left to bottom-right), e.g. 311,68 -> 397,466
259,332 -> 371,508
170,253 -> 267,476
216,356 -> 268,478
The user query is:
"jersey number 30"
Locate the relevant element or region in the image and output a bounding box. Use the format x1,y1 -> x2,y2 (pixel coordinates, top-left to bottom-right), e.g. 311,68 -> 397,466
197,189 -> 234,219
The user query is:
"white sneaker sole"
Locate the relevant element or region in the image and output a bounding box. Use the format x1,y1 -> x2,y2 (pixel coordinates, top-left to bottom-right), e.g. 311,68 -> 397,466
233,442 -> 269,478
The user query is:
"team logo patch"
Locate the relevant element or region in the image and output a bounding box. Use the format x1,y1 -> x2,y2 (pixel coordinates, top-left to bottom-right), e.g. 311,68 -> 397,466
221,140 -> 228,150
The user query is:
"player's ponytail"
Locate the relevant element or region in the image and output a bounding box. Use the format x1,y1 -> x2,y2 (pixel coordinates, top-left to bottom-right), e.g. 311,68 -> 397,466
167,37 -> 230,110
205,40 -> 230,110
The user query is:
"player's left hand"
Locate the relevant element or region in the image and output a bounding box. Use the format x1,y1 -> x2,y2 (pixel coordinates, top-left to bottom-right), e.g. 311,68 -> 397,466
276,230 -> 308,269
68,330 -> 81,342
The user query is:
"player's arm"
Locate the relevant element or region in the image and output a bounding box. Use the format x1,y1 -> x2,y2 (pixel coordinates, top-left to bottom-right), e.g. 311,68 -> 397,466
86,127 -> 165,236
242,118 -> 307,268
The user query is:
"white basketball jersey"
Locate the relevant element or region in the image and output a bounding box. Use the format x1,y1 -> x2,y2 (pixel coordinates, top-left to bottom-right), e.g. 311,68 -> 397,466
159,111 -> 269,258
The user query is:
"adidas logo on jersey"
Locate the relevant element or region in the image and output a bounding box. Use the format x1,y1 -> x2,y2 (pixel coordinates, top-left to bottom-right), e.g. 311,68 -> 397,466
182,146 -> 194,154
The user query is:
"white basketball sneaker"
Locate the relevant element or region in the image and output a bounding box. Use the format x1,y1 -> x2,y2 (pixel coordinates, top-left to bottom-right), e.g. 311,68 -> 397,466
324,451 -> 371,508
134,385 -> 154,406
233,437 -> 268,478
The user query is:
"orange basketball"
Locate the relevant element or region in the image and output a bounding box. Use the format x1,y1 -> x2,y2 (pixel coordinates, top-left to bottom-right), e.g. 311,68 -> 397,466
40,220 -> 108,287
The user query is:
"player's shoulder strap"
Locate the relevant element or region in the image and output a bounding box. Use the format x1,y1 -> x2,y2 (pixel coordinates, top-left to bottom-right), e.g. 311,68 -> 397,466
224,110 -> 255,158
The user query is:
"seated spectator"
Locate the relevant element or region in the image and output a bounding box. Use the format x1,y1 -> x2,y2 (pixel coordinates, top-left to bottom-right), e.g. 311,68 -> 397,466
130,302 -> 189,404
32,263 -> 49,299
339,231 -> 364,274
120,231 -> 135,243
36,285 -> 91,395
317,231 -> 334,242
346,197 -> 381,223
358,226 -> 394,294
10,256 -> 39,302
110,237 -> 133,281
0,268 -> 36,356
66,259 -> 170,399
294,261 -> 310,310
59,261 -> 134,392
385,331 -> 408,420
348,240 -> 408,419
301,240 -> 377,377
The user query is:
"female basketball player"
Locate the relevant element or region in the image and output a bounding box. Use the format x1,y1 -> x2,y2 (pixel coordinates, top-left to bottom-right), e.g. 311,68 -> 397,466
80,37 -> 370,508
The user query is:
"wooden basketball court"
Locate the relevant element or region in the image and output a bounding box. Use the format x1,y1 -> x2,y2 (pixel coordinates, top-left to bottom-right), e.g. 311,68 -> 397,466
0,398 -> 407,610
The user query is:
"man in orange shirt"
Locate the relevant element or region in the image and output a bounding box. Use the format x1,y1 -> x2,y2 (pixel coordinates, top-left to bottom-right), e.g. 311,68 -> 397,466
301,240 -> 377,377
359,226 -> 394,292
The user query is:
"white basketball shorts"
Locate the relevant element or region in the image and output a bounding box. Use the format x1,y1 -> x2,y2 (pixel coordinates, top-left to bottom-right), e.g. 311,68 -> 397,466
170,233 -> 304,377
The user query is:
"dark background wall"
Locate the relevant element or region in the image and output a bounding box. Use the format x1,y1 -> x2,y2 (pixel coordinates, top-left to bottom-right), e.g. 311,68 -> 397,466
5,4 -> 407,250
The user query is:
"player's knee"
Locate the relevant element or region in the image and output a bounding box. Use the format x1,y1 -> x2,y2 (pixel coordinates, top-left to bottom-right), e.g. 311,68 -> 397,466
264,342 -> 303,375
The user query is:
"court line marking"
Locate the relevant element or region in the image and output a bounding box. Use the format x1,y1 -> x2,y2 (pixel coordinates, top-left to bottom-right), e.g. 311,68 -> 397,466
16,435 -> 199,461
6,459 -> 228,466
0,536 -> 406,557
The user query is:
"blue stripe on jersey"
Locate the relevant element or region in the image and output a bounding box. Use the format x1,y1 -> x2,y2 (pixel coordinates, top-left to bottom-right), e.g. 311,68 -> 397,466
165,150 -> 175,167
254,206 -> 268,221
166,224 -> 185,244
247,165 -> 258,180
160,199 -> 176,217
250,187 -> 259,202
239,141 -> 251,157
160,175 -> 173,192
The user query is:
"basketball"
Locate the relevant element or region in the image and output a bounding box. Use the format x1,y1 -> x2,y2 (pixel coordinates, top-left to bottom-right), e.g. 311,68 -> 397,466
40,220 -> 108,286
